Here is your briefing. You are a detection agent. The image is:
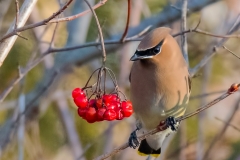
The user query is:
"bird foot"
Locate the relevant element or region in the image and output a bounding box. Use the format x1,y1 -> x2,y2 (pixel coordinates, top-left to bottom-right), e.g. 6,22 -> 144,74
165,116 -> 178,131
128,128 -> 140,149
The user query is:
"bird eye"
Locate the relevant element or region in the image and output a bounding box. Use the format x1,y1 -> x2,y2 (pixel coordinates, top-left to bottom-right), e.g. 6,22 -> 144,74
153,47 -> 160,54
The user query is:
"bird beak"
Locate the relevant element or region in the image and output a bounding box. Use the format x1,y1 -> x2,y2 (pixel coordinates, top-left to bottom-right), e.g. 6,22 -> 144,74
130,53 -> 153,61
130,53 -> 139,61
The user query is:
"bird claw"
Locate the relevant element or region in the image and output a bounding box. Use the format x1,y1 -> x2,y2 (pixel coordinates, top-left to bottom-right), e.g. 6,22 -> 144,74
166,116 -> 178,131
128,128 -> 140,149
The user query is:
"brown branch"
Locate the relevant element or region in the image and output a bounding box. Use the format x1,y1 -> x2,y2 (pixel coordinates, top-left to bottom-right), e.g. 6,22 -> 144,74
222,45 -> 240,59
49,21 -> 59,48
203,93 -> 240,160
120,0 -> 131,42
14,0 -> 19,30
14,0 -> 28,42
173,28 -> 240,39
0,0 -> 109,43
215,117 -> 240,132
190,90 -> 226,100
125,25 -> 151,40
84,0 -> 106,65
2,24 -> 240,103
51,27 -> 240,53
189,15 -> 240,77
93,83 -> 240,160
49,0 -> 107,23
0,70 -> 58,149
0,0 -> 73,43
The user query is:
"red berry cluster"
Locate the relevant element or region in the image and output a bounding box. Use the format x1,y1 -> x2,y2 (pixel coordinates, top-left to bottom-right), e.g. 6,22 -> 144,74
72,88 -> 133,123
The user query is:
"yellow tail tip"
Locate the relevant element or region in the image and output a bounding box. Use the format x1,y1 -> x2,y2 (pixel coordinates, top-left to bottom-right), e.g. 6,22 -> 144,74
137,151 -> 160,157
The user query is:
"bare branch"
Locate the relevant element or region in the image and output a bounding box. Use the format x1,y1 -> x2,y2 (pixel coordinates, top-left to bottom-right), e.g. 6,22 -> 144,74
49,0 -> 107,23
0,0 -> 38,68
52,26 -> 240,53
14,0 -> 20,30
120,0 -> 131,42
189,16 -> 240,77
203,94 -> 240,159
180,1 -> 188,159
0,0 -> 73,43
94,83 -> 240,160
181,0 -> 189,66
223,45 -> 240,59
17,89 -> 25,160
55,91 -> 86,160
215,117 -> 240,132
190,90 -> 226,100
84,0 -> 106,65
49,21 -> 59,48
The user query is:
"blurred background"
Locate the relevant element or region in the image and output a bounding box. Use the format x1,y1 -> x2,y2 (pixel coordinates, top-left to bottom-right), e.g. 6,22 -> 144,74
0,0 -> 240,160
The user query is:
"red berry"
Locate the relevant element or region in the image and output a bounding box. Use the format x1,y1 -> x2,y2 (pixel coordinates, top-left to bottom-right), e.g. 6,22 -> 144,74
109,94 -> 120,102
97,108 -> 106,121
112,101 -> 121,108
85,107 -> 97,123
105,102 -> 117,110
72,88 -> 85,98
121,101 -> 133,117
102,94 -> 112,103
89,99 -> 96,108
103,109 -> 117,121
74,96 -> 88,108
115,108 -> 124,120
96,98 -> 103,108
78,108 -> 87,119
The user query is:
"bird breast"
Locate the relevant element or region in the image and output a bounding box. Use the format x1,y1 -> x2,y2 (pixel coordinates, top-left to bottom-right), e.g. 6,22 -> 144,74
130,60 -> 189,130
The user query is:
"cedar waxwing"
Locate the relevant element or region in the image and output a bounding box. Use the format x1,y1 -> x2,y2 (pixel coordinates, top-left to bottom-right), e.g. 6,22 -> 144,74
129,27 -> 191,157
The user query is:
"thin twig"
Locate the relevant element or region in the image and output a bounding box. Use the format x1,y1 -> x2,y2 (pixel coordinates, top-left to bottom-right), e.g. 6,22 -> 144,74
49,0 -> 107,23
222,45 -> 240,59
190,90 -> 226,100
14,0 -> 20,30
0,0 -> 38,68
215,117 -> 240,132
125,25 -> 151,40
49,21 -> 59,48
180,1 -> 188,159
1,25 -> 240,103
0,0 -> 74,43
189,16 -> 240,77
120,0 -> 131,42
0,70 -> 58,150
51,27 -> 240,53
93,83 -> 240,160
84,0 -> 106,65
203,94 -> 240,160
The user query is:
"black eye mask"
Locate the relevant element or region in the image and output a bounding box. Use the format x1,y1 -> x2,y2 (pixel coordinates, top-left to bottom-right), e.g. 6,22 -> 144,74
135,39 -> 164,57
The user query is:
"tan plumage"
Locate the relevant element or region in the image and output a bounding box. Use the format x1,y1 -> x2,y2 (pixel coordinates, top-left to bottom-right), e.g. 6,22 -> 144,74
129,27 -> 191,156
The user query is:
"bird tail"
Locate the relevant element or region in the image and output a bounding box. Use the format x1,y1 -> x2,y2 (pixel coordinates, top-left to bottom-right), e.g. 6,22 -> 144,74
138,139 -> 161,157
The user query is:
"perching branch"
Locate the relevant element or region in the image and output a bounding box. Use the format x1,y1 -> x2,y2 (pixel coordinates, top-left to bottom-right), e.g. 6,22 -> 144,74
94,83 -> 240,160
1,24 -> 240,104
